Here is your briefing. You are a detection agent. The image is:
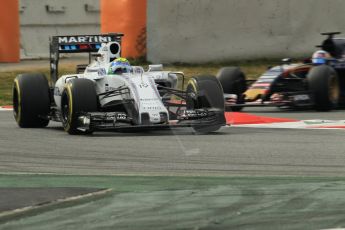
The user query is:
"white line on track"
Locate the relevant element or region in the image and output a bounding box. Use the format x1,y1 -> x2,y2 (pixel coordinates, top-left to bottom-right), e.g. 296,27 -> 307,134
0,108 -> 12,111
233,119 -> 345,129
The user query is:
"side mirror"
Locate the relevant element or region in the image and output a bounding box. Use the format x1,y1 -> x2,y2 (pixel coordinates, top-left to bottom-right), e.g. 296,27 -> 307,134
92,53 -> 102,57
148,64 -> 163,72
281,58 -> 292,64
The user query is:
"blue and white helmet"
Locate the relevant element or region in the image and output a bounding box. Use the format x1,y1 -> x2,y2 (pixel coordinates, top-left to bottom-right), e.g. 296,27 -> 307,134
312,50 -> 331,65
108,57 -> 132,74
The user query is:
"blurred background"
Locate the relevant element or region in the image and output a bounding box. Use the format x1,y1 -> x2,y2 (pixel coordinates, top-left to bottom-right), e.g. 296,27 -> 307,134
1,0 -> 345,63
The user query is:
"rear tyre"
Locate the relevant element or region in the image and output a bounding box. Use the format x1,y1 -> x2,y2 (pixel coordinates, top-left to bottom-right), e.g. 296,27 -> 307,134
61,78 -> 98,135
12,73 -> 50,128
307,65 -> 339,111
216,67 -> 247,111
186,75 -> 225,133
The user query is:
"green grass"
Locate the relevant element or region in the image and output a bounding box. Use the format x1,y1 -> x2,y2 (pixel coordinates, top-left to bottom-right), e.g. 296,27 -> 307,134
0,60 -> 276,106
0,72 -> 15,105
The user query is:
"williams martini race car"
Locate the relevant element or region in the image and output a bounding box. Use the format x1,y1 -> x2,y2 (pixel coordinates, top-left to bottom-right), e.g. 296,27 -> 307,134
220,32 -> 345,111
13,34 -> 225,134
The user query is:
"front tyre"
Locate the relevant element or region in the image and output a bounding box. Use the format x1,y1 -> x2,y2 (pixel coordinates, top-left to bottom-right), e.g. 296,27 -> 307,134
186,75 -> 226,133
61,79 -> 98,135
307,65 -> 339,111
12,73 -> 50,128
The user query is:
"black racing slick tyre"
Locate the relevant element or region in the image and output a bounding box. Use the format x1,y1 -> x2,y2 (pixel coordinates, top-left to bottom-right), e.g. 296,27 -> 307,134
307,65 -> 339,111
186,75 -> 225,133
216,67 -> 247,111
61,78 -> 98,135
12,73 -> 50,128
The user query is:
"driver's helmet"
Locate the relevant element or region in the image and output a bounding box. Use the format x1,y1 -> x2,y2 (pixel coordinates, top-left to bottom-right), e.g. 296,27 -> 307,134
312,50 -> 331,65
108,57 -> 131,74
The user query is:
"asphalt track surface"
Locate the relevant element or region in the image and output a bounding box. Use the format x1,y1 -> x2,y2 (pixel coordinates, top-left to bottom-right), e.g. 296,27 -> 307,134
1,108 -> 345,177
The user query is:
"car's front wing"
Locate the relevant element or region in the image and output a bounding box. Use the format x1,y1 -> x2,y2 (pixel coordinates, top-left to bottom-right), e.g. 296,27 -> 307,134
76,109 -> 225,132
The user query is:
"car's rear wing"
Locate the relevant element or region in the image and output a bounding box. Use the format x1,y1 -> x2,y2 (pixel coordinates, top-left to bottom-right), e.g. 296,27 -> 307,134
49,33 -> 123,84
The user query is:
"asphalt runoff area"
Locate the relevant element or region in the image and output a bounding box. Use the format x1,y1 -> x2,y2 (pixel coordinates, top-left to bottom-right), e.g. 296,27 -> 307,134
1,175 -> 345,230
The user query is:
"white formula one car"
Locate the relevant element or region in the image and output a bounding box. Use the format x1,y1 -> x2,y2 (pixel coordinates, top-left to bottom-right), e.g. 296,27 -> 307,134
13,34 -> 226,134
